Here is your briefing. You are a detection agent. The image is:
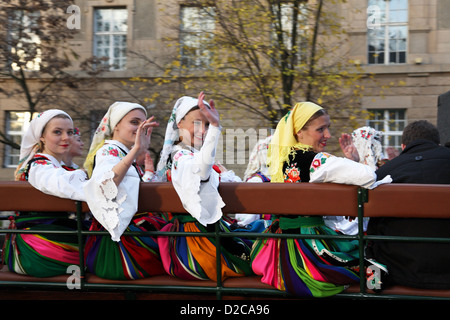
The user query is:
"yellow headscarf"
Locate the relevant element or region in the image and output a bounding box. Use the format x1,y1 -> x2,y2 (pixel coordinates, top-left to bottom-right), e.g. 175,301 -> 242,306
267,102 -> 323,182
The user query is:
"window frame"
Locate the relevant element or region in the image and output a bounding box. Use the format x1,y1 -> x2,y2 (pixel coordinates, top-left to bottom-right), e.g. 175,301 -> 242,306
367,0 -> 408,65
3,111 -> 37,168
270,1 -> 309,66
366,108 -> 407,154
93,7 -> 128,71
7,10 -> 42,71
179,5 -> 216,70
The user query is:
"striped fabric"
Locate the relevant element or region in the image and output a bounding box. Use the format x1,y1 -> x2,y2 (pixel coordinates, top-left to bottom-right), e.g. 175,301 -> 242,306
251,216 -> 360,297
3,213 -> 80,278
84,213 -> 167,280
158,216 -> 253,281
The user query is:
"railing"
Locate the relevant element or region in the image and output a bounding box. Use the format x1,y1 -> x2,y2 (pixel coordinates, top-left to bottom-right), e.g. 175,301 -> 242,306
1,181 -> 450,300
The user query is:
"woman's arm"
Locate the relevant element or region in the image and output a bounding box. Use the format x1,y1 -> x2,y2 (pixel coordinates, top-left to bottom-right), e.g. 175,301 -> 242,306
194,92 -> 221,180
28,161 -> 87,201
111,116 -> 158,186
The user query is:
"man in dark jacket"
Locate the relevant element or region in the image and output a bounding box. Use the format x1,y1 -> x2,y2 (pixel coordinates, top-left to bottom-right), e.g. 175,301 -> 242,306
367,120 -> 450,289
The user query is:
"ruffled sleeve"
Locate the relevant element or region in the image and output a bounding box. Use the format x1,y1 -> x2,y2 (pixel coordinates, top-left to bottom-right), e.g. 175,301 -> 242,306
83,142 -> 141,241
28,156 -> 87,201
170,125 -> 225,226
309,152 -> 392,189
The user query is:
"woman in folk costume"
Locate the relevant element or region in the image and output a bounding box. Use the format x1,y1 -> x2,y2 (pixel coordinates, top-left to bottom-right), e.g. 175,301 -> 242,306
62,127 -> 84,170
250,102 -> 391,297
235,135 -> 273,226
5,110 -> 87,277
324,126 -> 386,235
83,102 -> 166,280
243,135 -> 272,183
155,92 -> 253,281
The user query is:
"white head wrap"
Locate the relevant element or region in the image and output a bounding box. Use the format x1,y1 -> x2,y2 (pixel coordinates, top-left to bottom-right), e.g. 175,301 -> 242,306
15,109 -> 72,180
352,126 -> 384,170
155,96 -> 210,180
84,101 -> 147,176
243,135 -> 272,181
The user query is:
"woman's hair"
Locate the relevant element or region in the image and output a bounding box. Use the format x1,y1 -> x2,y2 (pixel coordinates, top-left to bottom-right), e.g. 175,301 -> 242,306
38,114 -> 72,152
401,120 -> 440,146
180,106 -> 200,121
301,109 -> 328,130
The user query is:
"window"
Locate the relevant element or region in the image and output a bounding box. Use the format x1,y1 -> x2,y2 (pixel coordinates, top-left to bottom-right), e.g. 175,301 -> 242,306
271,2 -> 308,65
367,109 -> 406,153
367,0 -> 408,64
180,6 -> 215,69
93,8 -> 128,70
4,111 -> 36,168
7,10 -> 41,71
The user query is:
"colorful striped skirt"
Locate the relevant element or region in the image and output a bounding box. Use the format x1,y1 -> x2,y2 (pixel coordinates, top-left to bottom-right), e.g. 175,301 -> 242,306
157,215 -> 253,281
84,213 -> 167,280
251,216 -> 360,297
3,212 -> 81,278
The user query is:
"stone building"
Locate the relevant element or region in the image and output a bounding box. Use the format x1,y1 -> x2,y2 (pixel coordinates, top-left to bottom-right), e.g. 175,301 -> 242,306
346,0 -> 450,149
1,0 -> 449,180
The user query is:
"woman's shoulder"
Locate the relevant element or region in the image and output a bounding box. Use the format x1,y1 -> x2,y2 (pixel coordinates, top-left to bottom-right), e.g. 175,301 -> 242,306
31,153 -> 59,167
98,140 -> 127,158
172,144 -> 194,159
291,150 -> 317,163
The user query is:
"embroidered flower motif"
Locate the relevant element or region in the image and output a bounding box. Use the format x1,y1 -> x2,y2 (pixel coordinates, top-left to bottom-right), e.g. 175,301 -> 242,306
172,150 -> 193,170
34,159 -> 51,166
109,148 -> 119,157
101,146 -> 125,158
284,163 -> 301,183
310,152 -> 333,174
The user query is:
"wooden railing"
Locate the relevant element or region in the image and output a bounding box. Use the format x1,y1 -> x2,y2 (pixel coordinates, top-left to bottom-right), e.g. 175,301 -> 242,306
1,181 -> 450,300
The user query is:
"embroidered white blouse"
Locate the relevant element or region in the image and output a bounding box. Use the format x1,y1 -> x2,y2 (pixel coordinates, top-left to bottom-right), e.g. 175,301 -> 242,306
170,125 -> 238,226
83,140 -> 143,242
309,152 -> 392,189
27,153 -> 87,201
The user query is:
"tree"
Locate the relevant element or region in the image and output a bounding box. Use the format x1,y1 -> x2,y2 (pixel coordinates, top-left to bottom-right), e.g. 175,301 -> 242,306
131,0 -> 370,136
0,0 -> 79,148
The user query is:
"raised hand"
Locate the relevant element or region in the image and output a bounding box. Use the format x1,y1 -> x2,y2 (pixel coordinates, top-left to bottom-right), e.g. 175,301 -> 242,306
134,116 -> 159,154
197,91 -> 220,127
339,133 -> 360,162
144,151 -> 155,172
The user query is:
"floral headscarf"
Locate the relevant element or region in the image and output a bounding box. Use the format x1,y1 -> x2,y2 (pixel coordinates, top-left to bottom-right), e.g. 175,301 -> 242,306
352,126 -> 384,170
155,96 -> 210,181
244,135 -> 272,181
83,101 -> 147,177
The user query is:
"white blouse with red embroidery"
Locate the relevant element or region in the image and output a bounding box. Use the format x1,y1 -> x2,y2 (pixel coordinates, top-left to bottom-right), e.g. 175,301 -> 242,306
28,153 -> 87,201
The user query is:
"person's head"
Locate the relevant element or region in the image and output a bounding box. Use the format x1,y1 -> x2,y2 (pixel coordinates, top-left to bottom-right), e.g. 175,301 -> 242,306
15,109 -> 73,180
351,126 -> 384,170
267,101 -> 325,182
295,109 -> 330,153
177,106 -> 209,148
169,96 -> 211,149
401,120 -> 440,149
113,108 -> 147,149
155,95 -> 211,180
84,101 -> 147,176
39,114 -> 74,161
68,128 -> 84,158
